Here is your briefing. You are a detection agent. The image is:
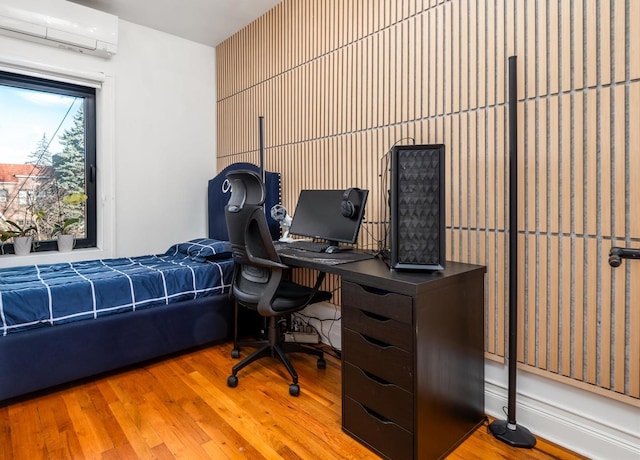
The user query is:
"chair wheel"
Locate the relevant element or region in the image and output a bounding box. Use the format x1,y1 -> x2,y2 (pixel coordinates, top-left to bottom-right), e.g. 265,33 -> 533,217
227,375 -> 238,388
317,358 -> 326,369
231,348 -> 240,359
289,383 -> 300,396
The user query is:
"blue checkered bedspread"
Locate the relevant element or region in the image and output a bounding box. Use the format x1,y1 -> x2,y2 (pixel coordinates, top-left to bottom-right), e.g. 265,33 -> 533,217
0,241 -> 234,336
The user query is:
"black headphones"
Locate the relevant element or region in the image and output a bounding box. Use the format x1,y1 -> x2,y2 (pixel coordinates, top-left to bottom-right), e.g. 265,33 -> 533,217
341,187 -> 361,218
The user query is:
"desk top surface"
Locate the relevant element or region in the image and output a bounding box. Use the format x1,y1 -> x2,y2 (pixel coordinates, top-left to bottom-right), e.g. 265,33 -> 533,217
275,244 -> 375,272
276,245 -> 486,296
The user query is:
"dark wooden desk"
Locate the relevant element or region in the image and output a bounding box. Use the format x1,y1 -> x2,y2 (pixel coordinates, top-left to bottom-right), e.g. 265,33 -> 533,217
279,249 -> 486,460
276,246 -> 376,274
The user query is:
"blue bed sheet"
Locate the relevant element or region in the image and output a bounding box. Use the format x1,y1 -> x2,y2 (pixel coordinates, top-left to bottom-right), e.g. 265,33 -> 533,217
0,249 -> 234,336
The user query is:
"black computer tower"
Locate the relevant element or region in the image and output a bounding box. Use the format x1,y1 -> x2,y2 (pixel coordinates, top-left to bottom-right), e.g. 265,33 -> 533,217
390,144 -> 445,271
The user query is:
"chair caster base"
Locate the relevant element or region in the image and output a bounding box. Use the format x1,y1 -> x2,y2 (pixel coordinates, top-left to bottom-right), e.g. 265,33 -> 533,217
231,348 -> 240,359
289,383 -> 300,396
317,358 -> 326,369
227,375 -> 238,388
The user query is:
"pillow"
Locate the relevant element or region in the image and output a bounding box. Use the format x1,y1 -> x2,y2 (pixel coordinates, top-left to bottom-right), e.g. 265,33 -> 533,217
166,238 -> 231,262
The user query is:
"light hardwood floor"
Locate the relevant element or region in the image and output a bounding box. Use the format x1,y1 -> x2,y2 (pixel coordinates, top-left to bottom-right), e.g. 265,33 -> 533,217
1,342 -> 587,459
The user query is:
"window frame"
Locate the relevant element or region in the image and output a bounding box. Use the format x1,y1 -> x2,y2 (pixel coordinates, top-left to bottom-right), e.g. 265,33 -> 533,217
0,70 -> 97,252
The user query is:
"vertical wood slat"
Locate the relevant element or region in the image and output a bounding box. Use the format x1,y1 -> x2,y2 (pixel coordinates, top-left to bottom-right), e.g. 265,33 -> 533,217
631,1 -> 640,80
561,235 -> 572,378
573,238 -> 585,381
216,0 -> 640,405
629,84 -> 640,398
538,236 -> 548,370
548,236 -> 560,373
538,98 -> 548,235
537,0 -> 547,98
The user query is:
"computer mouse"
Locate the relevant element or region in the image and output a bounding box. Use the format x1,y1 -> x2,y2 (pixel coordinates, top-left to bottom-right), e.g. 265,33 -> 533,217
325,246 -> 340,254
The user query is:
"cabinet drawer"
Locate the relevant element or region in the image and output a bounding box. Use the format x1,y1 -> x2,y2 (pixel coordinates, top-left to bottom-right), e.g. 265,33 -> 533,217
342,328 -> 413,391
343,305 -> 413,351
343,396 -> 413,460
342,281 -> 412,324
343,362 -> 413,432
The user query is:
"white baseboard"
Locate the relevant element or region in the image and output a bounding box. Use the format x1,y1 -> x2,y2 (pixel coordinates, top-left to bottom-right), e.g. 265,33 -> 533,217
485,361 -> 640,460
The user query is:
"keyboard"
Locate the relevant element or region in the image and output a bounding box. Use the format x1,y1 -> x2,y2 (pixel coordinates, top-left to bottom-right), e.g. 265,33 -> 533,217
285,240 -> 330,253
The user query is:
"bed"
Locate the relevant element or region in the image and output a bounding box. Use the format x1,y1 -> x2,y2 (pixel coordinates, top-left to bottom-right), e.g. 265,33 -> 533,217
0,162 -> 281,402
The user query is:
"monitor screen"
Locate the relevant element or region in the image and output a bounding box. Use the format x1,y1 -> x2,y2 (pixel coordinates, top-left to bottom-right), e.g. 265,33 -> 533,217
288,189 -> 369,245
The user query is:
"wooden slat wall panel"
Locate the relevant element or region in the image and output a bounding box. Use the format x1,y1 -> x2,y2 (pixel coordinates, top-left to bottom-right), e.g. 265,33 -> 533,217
216,0 -> 640,405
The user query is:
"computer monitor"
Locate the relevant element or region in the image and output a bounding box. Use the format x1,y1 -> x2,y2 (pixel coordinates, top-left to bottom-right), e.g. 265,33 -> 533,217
288,188 -> 369,247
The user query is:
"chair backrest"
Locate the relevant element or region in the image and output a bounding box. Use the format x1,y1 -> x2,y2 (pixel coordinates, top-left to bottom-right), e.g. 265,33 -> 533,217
225,170 -> 285,312
208,162 -> 282,241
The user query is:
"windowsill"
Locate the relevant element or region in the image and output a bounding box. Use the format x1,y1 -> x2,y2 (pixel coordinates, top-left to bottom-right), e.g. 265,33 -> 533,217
0,247 -> 113,269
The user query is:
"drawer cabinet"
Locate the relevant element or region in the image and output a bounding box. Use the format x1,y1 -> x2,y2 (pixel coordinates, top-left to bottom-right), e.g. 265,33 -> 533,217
342,281 -> 415,459
340,262 -> 485,460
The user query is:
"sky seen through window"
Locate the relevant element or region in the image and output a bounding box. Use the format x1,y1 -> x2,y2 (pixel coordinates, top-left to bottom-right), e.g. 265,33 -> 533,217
0,84 -> 79,165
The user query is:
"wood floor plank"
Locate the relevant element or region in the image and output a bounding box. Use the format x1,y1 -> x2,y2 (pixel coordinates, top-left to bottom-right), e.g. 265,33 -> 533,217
106,400 -> 159,459
1,341 -> 586,459
135,391 -> 212,459
0,407 -> 13,460
184,369 -> 296,459
37,394 -> 70,459
62,391 -> 110,459
8,402 -> 47,460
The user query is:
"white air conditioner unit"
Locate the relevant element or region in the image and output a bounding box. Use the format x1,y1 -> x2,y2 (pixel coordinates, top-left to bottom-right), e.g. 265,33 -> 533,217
0,0 -> 118,58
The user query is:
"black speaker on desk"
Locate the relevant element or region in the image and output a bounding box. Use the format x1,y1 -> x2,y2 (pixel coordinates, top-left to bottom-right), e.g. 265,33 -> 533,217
390,144 -> 445,271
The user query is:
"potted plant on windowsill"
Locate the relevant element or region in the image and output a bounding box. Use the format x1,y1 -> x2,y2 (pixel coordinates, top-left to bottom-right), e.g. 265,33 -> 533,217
0,220 -> 38,255
52,217 -> 80,251
51,192 -> 87,252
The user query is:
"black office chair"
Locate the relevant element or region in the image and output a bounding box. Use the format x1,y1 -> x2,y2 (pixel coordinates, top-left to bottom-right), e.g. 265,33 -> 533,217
224,169 -> 331,396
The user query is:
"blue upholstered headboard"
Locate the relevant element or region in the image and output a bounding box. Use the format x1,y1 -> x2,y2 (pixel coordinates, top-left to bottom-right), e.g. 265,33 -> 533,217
208,162 -> 281,241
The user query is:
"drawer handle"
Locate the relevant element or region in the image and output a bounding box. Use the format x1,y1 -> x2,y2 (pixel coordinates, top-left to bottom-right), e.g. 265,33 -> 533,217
361,310 -> 391,322
358,284 -> 392,296
362,404 -> 392,424
361,333 -> 391,349
362,369 -> 391,386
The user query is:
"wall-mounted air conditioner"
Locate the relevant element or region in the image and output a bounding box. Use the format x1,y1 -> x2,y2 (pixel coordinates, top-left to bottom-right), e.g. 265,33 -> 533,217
0,0 -> 118,58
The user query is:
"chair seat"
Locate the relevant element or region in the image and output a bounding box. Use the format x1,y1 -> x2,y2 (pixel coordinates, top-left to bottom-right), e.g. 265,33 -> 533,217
232,280 -> 331,314
272,280 -> 332,312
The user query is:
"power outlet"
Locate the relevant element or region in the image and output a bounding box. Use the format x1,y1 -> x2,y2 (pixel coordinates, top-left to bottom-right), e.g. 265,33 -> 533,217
284,331 -> 320,344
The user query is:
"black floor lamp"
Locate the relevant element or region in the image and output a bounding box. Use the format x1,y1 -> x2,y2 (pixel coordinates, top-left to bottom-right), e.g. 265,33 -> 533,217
488,56 -> 537,448
258,115 -> 266,182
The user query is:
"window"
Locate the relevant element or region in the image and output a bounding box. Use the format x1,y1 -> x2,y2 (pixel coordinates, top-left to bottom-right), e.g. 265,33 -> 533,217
0,71 -> 97,252
18,190 -> 29,205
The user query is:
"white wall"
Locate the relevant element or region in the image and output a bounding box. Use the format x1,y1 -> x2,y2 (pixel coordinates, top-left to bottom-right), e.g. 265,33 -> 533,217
0,14 -> 216,268
113,21 -> 216,256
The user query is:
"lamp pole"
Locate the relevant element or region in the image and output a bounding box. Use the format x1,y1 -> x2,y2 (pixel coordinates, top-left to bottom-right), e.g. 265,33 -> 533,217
488,55 -> 536,449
